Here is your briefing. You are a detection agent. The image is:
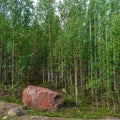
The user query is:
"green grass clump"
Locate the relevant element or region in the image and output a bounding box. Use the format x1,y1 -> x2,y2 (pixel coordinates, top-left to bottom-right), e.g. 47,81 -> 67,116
25,104 -> 114,119
1,95 -> 22,105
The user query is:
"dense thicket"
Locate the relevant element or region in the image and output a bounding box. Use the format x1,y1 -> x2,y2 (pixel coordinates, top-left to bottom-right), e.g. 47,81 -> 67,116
0,0 -> 120,111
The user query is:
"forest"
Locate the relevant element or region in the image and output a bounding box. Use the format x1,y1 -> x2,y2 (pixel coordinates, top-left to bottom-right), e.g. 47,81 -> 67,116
0,0 -> 120,118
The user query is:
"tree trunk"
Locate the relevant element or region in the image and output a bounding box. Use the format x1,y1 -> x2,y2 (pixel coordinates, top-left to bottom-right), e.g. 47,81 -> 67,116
74,53 -> 78,105
12,27 -> 15,88
0,41 -> 2,83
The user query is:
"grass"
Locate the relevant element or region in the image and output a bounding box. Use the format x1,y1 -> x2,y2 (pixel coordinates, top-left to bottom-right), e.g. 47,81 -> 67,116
24,104 -> 116,119
1,95 -> 22,105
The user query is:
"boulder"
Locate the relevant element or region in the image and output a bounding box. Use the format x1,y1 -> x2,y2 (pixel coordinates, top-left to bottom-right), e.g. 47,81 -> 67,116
8,107 -> 23,116
23,85 -> 61,111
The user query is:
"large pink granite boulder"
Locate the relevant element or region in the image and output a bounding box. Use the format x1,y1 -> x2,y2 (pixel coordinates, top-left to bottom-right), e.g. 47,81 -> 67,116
23,85 -> 61,111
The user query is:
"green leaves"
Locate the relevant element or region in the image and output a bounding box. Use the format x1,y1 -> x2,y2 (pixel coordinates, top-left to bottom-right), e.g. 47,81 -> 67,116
6,41 -> 12,52
86,79 -> 102,89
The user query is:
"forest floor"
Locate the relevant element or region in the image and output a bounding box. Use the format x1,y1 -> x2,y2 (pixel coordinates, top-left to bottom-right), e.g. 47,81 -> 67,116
0,84 -> 120,120
0,101 -> 120,120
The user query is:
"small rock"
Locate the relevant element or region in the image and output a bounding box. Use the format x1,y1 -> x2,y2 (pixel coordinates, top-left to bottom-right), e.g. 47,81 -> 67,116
2,116 -> 8,120
8,107 -> 23,116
